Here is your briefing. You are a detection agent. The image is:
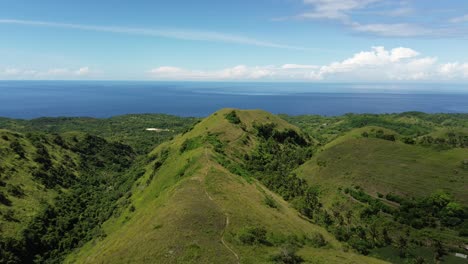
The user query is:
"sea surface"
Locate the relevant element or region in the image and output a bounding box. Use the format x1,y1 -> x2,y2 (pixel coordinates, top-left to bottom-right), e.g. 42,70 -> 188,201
0,81 -> 467,119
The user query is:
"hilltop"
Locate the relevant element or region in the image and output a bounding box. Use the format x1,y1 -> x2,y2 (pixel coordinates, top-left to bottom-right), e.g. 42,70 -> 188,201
66,109 -> 384,263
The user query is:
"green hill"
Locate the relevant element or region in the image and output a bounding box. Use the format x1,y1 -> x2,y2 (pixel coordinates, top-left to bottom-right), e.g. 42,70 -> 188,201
298,137 -> 468,203
0,130 -> 136,263
1,110 -> 467,263
295,126 -> 468,263
65,109 -> 385,264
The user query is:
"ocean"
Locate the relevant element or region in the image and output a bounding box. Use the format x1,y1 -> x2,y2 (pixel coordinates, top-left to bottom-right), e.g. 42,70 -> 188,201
0,81 -> 467,119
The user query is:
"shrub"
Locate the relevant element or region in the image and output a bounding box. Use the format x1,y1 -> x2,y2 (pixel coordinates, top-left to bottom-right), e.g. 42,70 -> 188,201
10,141 -> 25,159
385,193 -> 404,204
264,195 -> 279,209
0,191 -> 12,206
459,227 -> 468,237
271,245 -> 303,264
6,184 -> 24,198
348,237 -> 372,255
180,137 -> 202,153
309,232 -> 327,248
237,226 -> 268,245
225,111 -> 241,124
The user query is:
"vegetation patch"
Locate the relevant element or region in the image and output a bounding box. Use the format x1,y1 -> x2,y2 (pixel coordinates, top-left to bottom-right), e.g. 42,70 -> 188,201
180,136 -> 203,153
237,226 -> 269,245
225,110 -> 241,125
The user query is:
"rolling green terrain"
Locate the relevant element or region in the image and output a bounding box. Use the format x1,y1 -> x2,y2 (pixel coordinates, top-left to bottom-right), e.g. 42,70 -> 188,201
0,110 -> 467,263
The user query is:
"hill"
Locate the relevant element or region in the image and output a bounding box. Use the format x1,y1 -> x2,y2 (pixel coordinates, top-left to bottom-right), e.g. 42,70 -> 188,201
295,126 -> 468,263
65,109 -> 385,264
0,130 -> 136,263
1,110 -> 467,263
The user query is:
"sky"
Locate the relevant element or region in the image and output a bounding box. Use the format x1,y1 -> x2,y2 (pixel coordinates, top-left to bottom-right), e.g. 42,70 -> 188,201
1,0 -> 468,82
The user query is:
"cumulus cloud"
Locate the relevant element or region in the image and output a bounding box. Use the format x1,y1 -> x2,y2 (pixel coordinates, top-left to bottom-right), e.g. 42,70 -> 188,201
438,63 -> 468,78
148,46 -> 468,81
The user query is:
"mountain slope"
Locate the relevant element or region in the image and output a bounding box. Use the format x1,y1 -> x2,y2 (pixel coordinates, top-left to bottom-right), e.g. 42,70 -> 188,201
0,129 -> 78,239
66,109 -> 386,264
0,130 -> 136,263
298,136 -> 468,204
295,127 -> 468,263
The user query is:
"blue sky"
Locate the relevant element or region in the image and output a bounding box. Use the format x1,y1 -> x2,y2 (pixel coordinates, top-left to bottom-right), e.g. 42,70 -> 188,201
1,0 -> 468,82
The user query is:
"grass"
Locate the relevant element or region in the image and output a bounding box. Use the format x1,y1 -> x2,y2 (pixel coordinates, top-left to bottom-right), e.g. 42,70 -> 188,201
6,109 -> 467,263
0,130 -> 80,239
66,109 -> 386,263
297,137 -> 468,204
296,127 -> 468,262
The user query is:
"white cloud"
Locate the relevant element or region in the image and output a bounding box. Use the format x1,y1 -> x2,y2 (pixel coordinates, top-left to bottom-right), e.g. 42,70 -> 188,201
149,65 -> 274,80
148,46 -> 468,81
299,0 -> 379,21
385,7 -> 413,17
75,67 -> 90,76
450,14 -> 468,23
351,23 -> 431,37
290,1 -> 462,37
438,63 -> 468,78
149,66 -> 184,74
4,68 -> 22,76
0,67 -> 93,79
282,64 -> 318,69
0,19 -> 304,50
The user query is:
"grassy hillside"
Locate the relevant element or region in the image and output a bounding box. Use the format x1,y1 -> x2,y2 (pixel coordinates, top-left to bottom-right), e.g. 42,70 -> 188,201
295,126 -> 468,263
0,130 -> 137,263
2,110 -> 467,263
66,109 -> 385,264
0,130 -> 78,239
299,137 -> 468,203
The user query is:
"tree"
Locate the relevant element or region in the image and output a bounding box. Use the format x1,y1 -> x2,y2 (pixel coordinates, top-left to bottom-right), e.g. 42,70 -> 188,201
433,240 -> 446,262
368,222 -> 379,247
345,210 -> 353,226
10,141 -> 25,159
381,227 -> 392,246
396,235 -> 408,258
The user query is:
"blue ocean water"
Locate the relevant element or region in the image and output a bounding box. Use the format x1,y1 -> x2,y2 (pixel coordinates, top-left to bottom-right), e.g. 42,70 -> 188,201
0,81 -> 467,118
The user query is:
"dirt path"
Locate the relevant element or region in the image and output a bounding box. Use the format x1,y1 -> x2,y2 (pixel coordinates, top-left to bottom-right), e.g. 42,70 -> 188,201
203,148 -> 240,264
